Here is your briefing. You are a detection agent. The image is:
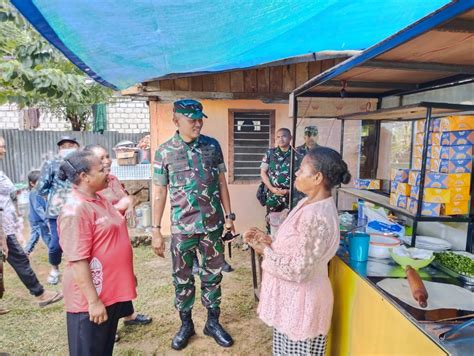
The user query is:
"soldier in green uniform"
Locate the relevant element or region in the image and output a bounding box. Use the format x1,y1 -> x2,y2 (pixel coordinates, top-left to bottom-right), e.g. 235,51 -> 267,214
261,128 -> 303,231
293,125 -> 320,204
296,125 -> 319,157
152,99 -> 235,350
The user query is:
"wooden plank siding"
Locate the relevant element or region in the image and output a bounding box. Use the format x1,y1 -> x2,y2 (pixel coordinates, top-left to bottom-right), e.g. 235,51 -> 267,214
141,59 -> 337,99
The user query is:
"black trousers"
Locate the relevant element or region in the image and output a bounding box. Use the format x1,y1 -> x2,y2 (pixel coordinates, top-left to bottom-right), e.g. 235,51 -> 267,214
67,301 -> 134,356
6,234 -> 44,296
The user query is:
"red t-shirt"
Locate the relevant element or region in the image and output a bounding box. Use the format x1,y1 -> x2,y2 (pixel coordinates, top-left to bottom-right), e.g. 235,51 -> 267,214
100,174 -> 127,205
58,187 -> 136,313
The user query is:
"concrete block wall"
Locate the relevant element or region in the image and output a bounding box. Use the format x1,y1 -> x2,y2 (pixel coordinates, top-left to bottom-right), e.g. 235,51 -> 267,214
0,97 -> 150,133
0,104 -> 22,129
107,97 -> 150,133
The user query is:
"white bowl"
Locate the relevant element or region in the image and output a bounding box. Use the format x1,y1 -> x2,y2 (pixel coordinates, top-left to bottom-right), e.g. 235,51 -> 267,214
369,234 -> 401,259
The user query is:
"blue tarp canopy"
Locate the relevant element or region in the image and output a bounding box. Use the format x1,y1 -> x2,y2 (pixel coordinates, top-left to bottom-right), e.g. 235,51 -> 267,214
12,0 -> 450,90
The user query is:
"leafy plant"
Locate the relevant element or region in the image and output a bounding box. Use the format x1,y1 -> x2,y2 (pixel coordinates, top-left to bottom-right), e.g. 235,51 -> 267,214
0,0 -> 113,130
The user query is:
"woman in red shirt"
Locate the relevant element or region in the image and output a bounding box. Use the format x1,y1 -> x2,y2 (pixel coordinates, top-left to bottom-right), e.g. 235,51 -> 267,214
84,144 -> 151,328
58,151 -> 136,356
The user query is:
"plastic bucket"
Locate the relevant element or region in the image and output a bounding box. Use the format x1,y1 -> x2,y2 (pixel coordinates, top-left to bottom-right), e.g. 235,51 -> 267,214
347,232 -> 370,262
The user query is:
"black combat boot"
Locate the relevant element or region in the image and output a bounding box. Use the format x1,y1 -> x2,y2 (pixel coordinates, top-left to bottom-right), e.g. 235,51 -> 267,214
203,308 -> 234,347
171,310 -> 195,350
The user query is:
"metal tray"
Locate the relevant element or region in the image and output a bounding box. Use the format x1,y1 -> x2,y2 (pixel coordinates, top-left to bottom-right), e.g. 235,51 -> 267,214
432,261 -> 474,285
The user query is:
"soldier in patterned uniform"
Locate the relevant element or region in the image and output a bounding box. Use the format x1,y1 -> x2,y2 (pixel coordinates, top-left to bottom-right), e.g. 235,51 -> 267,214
293,125 -> 320,204
152,99 -> 235,350
37,136 -> 79,285
261,128 -> 303,231
296,125 -> 319,157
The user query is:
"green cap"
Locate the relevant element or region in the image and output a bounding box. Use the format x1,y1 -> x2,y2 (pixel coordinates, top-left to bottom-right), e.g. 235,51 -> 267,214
173,99 -> 208,119
304,126 -> 318,136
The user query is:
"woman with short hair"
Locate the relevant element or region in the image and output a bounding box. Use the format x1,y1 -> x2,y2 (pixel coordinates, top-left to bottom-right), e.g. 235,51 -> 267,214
84,144 -> 151,328
58,150 -> 136,356
245,146 -> 351,356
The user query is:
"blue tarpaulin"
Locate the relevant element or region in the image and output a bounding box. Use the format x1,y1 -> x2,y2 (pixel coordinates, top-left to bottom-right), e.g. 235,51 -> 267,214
12,0 -> 451,90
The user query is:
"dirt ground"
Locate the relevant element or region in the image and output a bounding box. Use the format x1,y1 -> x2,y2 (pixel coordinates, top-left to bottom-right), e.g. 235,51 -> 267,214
0,233 -> 272,355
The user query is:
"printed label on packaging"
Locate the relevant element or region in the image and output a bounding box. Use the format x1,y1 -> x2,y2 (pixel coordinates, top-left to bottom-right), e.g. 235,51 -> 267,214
439,144 -> 473,160
440,116 -> 474,132
430,158 -> 472,174
448,173 -> 471,188
390,168 -> 409,183
440,130 -> 474,146
442,200 -> 470,216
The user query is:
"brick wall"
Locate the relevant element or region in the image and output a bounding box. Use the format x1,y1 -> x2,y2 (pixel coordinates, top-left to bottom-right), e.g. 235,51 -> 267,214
0,104 -> 21,129
0,97 -> 150,133
107,97 -> 150,133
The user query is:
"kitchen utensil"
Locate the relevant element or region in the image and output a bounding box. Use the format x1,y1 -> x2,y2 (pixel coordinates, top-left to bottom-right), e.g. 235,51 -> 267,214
406,266 -> 428,308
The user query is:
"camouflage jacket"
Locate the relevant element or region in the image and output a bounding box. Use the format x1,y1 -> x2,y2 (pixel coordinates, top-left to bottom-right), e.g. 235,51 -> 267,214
153,132 -> 226,235
261,147 -> 306,209
36,156 -> 72,219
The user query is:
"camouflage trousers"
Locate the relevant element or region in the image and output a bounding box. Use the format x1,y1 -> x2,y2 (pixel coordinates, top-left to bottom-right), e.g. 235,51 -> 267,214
171,228 -> 224,311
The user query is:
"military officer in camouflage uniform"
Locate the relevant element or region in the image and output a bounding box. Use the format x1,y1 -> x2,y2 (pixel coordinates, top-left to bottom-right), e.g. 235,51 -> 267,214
152,99 -> 235,350
261,128 -> 303,225
293,125 -> 320,203
296,125 -> 319,157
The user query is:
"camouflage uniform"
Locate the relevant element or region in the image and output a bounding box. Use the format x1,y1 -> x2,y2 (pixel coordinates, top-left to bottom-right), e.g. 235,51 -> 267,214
154,132 -> 226,311
261,147 -> 303,212
37,156 -> 72,219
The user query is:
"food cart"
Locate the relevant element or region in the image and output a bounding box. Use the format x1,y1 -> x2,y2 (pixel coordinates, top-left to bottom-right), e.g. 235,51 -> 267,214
288,2 -> 474,354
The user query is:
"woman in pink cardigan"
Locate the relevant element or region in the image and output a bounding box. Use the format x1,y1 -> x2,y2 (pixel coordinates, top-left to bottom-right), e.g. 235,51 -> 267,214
245,147 -> 351,355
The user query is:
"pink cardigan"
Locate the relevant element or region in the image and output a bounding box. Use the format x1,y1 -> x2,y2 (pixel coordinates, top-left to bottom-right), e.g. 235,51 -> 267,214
258,196 -> 340,341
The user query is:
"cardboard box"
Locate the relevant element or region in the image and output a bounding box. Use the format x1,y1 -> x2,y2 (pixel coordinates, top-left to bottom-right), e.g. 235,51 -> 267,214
409,198 -> 441,216
415,119 -> 426,134
442,200 -> 470,215
430,118 -> 441,132
429,132 -> 441,146
412,157 -> 422,170
396,183 -> 411,196
439,144 -> 473,160
355,179 -> 381,190
390,193 -> 408,209
450,186 -> 471,202
413,145 -> 424,159
415,132 -> 425,146
390,168 -> 410,183
424,188 -> 451,203
430,145 -> 441,159
408,171 -> 449,188
440,116 -> 474,132
430,158 -> 472,174
440,130 -> 474,146
426,173 -> 449,188
410,184 -> 420,199
409,171 -> 420,186
116,151 -> 138,166
448,173 -> 471,188
391,181 -> 399,193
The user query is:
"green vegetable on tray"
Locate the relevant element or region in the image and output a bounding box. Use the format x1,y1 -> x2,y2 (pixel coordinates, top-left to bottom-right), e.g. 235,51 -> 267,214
434,252 -> 474,277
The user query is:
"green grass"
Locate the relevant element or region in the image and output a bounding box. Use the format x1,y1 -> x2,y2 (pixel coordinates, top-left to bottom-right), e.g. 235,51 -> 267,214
1,239 -> 272,355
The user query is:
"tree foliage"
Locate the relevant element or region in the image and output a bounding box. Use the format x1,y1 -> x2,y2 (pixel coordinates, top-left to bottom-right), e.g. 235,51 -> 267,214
0,1 -> 114,130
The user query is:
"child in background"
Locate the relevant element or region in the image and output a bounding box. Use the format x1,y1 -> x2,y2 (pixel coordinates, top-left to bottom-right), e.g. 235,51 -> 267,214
23,170 -> 51,255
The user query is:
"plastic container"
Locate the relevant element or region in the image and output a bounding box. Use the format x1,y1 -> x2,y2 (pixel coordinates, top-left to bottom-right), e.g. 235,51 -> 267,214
368,234 -> 400,259
140,203 -> 151,228
347,232 -> 370,262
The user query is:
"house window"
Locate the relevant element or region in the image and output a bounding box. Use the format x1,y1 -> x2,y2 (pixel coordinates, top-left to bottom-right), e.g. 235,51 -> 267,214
228,110 -> 275,183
